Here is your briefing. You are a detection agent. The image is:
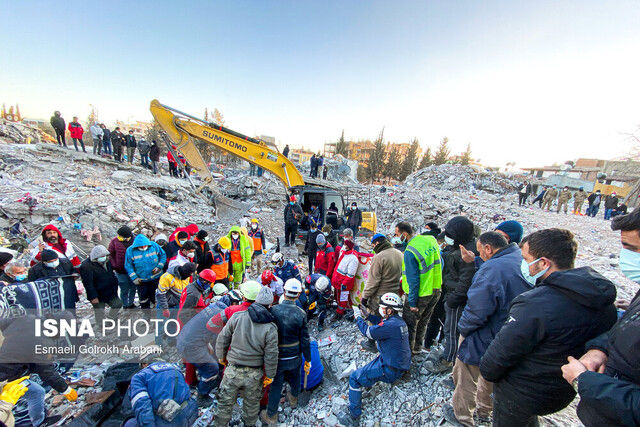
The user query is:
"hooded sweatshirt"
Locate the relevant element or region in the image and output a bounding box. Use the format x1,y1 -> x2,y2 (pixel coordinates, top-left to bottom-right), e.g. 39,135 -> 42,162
124,235 -> 166,282
480,266 -> 617,414
30,224 -> 80,267
226,226 -> 252,271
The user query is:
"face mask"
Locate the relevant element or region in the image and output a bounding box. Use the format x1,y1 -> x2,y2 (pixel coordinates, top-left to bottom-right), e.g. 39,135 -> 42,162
323,232 -> 329,236
251,224 -> 257,229
378,307 -> 387,317
187,252 -> 195,259
391,236 -> 402,245
619,248 -> 640,283
290,202 -> 295,206
232,234 -> 239,239
96,256 -> 107,263
399,234 -> 407,243
444,236 -> 454,246
204,236 -> 210,242
45,260 -> 60,269
138,246 -> 149,251
520,258 -> 548,286
14,274 -> 27,282
352,206 -> 356,210
311,228 -> 317,233
179,239 -> 187,246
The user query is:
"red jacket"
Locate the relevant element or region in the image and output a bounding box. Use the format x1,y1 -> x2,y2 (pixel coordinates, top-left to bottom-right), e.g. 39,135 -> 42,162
167,151 -> 177,165
205,301 -> 251,334
68,122 -> 84,139
169,224 -> 199,241
315,244 -> 336,277
332,249 -> 359,291
108,237 -> 132,274
30,224 -> 81,267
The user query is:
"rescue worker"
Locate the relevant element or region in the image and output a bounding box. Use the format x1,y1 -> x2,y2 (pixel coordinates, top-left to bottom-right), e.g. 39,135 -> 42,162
305,220 -> 322,274
557,186 -> 572,214
177,269 -> 218,325
346,202 -> 363,235
573,187 -> 588,215
541,186 -> 558,211
124,234 -> 166,309
177,289 -> 242,407
360,233 -> 403,352
272,252 -> 302,283
248,219 -> 267,276
227,225 -> 253,287
340,293 -> 411,425
165,231 -> 190,263
194,230 -> 213,272
322,224 -> 339,248
28,249 -> 79,309
30,224 -> 81,268
125,359 -> 197,426
314,233 -> 336,277
167,240 -> 197,272
396,221 -> 443,355
261,279 -> 312,426
332,239 -> 359,318
259,269 -> 284,299
211,236 -> 231,286
155,263 -> 197,345
306,274 -> 332,331
284,195 -> 303,247
215,286 -> 279,427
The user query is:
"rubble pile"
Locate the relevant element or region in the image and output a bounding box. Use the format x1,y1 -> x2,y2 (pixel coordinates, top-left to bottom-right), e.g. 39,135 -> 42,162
405,164 -> 518,194
0,120 -> 56,144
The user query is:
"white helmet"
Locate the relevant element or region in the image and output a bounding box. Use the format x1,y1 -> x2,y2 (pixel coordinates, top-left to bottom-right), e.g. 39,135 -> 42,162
271,252 -> 284,264
284,278 -> 302,297
379,292 -> 403,311
212,283 -> 228,296
314,275 -> 330,293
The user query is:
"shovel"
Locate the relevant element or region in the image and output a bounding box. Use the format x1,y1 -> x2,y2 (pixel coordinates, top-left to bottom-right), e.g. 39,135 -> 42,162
298,371 -> 311,407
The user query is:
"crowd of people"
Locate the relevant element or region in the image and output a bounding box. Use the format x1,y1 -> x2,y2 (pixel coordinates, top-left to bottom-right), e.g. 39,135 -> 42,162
1,192 -> 639,426
518,180 -> 628,219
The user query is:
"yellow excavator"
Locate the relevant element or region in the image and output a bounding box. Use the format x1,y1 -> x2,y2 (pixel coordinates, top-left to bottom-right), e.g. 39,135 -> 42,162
149,99 -> 377,235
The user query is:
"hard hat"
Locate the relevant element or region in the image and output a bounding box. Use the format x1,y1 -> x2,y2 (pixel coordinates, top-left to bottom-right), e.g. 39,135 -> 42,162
228,289 -> 243,302
261,270 -> 275,285
212,283 -> 228,296
199,269 -> 216,284
379,293 -> 403,311
284,278 -> 302,297
218,236 -> 231,250
314,275 -> 330,293
371,233 -> 386,244
271,252 -> 284,264
240,280 -> 262,301
251,218 -> 259,224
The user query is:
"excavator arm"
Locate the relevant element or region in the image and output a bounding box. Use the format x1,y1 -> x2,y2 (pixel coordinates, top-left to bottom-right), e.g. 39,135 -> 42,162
150,99 -> 305,189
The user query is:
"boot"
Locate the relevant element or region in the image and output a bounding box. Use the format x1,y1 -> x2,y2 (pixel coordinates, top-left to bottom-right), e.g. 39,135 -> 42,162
42,415 -> 63,427
360,338 -> 378,353
424,357 -> 453,374
287,391 -> 298,409
442,403 -> 463,427
197,393 -> 213,408
336,410 -> 359,427
260,409 -> 277,426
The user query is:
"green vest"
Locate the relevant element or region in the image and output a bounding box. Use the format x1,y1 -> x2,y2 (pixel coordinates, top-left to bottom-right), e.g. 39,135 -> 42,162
401,235 -> 442,297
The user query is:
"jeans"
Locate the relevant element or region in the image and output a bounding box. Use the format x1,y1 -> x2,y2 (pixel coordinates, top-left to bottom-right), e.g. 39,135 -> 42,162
152,160 -> 158,174
103,139 -> 112,155
604,208 -> 613,220
54,128 -> 66,147
140,153 -> 150,167
116,272 -> 137,308
348,357 -> 403,418
518,193 -> 528,206
155,305 -> 178,345
23,381 -> 46,426
92,136 -> 102,155
308,253 -> 315,275
267,358 -> 302,416
192,362 -> 221,396
587,204 -> 599,217
73,137 -> 85,152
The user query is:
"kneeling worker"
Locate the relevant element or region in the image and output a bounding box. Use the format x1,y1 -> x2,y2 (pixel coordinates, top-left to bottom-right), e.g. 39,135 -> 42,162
341,293 -> 411,425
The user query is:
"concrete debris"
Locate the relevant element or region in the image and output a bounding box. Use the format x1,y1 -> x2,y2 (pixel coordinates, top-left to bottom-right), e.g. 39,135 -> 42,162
0,120 -> 56,144
405,163 -> 517,194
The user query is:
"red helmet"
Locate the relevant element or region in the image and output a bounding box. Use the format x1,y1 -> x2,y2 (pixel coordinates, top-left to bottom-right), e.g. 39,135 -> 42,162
261,269 -> 275,285
199,269 -> 216,284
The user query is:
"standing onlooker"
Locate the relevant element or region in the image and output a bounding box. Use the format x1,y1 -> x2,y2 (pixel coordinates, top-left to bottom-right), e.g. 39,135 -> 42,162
149,140 -> 160,174
27,250 -> 79,309
480,228 -> 617,427
90,122 -> 103,155
604,192 -> 619,220
442,232 -> 531,426
108,226 -> 136,309
125,130 -> 137,164
309,154 -> 317,178
283,144 -> 290,158
68,116 -> 85,152
138,138 -> 151,168
396,221 -> 442,355
346,202 -> 363,236
111,127 -> 125,162
50,111 -> 66,147
79,245 -> 123,325
517,181 -> 531,206
322,165 -> 328,180
101,124 -> 112,155
586,189 -> 603,217
284,196 -> 303,247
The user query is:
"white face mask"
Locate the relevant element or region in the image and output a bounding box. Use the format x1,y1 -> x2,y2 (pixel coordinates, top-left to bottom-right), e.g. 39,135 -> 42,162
204,236 -> 210,242
138,246 -> 149,251
96,256 -> 107,263
187,252 -> 195,259
178,239 -> 187,246
232,233 -> 239,239
444,236 -> 454,246
378,306 -> 387,317
251,224 -> 257,229
45,260 -> 60,269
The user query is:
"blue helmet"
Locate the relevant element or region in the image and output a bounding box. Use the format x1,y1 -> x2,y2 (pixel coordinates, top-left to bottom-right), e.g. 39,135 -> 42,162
371,233 -> 386,244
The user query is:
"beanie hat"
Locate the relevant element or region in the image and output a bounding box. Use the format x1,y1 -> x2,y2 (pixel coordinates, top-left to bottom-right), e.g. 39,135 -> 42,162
41,249 -> 58,262
196,230 -> 208,240
444,216 -> 475,246
344,239 -> 355,250
316,234 -> 326,245
0,252 -> 14,266
90,245 -> 110,261
117,225 -> 133,238
495,220 -> 524,244
154,233 -> 168,243
255,286 -> 274,306
177,262 -> 197,280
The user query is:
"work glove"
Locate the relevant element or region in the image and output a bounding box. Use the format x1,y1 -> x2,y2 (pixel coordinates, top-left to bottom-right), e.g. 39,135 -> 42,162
308,301 -> 317,310
263,377 -> 273,388
63,386 -> 78,402
304,361 -> 311,375
359,304 -> 369,318
218,359 -> 227,367
352,306 -> 362,319
162,309 -> 171,318
0,376 -> 29,405
229,275 -> 234,282
133,278 -> 141,285
262,249 -> 267,255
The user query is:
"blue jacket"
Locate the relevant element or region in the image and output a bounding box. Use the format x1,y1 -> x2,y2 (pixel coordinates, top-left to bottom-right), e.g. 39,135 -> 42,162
125,234 -> 166,282
300,341 -> 324,389
274,260 -> 302,284
357,314 -> 411,371
128,362 -> 194,427
457,243 -> 532,366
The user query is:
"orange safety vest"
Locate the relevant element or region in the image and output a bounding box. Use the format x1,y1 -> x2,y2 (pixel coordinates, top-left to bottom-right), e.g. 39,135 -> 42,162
248,229 -> 263,251
230,238 -> 243,264
211,250 -> 229,280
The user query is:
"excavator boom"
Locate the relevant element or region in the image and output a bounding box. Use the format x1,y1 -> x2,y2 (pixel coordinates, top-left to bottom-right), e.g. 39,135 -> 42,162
150,100 -> 305,189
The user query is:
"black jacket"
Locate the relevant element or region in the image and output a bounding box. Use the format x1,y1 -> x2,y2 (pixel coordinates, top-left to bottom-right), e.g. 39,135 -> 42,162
50,115 -> 65,132
0,316 -> 69,393
149,144 -> 160,161
79,259 -> 119,302
27,259 -> 79,309
125,134 -> 137,148
480,267 -> 617,415
270,300 -> 311,363
518,183 -> 532,195
587,193 -> 602,207
284,203 -> 303,227
111,130 -> 126,147
305,229 -> 322,256
346,208 -> 362,228
576,289 -> 640,426
604,195 -> 619,209
102,128 -> 111,142
442,240 -> 478,308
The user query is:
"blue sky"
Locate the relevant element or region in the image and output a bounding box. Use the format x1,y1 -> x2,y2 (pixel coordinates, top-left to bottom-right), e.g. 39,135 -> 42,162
4,0 -> 640,167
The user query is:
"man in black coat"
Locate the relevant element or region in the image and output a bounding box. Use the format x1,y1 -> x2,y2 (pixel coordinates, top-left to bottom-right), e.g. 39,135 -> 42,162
100,124 -> 112,156
149,140 -> 161,175
561,209 -> 640,426
27,249 -> 79,309
125,130 -> 137,164
480,228 -> 617,427
346,202 -> 363,236
517,181 -> 532,206
304,221 -> 322,274
111,127 -> 126,162
50,111 -> 66,147
284,196 -> 303,247
79,245 -> 123,325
